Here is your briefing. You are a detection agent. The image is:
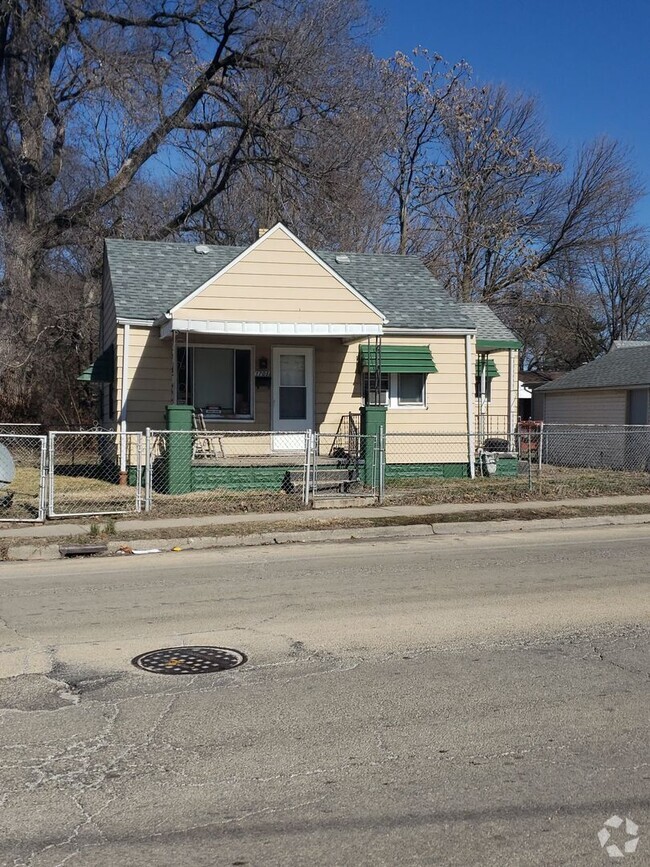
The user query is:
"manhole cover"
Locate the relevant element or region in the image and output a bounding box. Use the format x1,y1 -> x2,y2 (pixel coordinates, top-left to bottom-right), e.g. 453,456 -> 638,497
131,646 -> 247,675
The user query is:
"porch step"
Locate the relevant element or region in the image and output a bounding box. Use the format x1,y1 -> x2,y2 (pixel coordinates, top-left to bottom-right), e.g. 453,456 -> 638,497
285,467 -> 362,493
312,495 -> 377,509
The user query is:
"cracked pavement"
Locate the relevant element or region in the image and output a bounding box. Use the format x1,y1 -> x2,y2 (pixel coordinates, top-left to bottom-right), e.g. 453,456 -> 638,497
0,525 -> 648,865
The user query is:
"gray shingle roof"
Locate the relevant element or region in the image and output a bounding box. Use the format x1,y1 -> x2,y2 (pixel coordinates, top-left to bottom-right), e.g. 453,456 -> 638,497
538,344 -> 650,392
315,250 -> 473,330
105,238 -> 504,332
105,239 -> 244,320
458,303 -> 519,343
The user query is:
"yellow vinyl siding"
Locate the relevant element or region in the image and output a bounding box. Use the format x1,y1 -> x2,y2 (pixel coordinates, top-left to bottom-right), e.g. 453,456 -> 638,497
116,325 -> 172,431
175,227 -> 383,326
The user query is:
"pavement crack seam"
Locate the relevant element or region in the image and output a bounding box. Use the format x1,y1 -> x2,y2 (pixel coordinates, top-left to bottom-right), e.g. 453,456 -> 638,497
591,644 -> 650,680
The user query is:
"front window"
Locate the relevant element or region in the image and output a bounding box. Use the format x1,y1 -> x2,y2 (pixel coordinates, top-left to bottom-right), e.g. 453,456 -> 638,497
397,373 -> 425,406
176,346 -> 253,419
363,372 -> 426,408
363,372 -> 389,406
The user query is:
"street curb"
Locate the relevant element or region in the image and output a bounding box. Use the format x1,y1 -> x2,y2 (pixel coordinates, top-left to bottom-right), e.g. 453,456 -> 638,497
5,512 -> 650,561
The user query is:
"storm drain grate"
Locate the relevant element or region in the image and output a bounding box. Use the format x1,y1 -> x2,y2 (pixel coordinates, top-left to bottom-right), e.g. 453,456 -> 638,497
131,646 -> 247,675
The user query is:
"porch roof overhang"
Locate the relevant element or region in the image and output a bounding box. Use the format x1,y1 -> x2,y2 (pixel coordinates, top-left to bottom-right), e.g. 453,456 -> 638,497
159,318 -> 383,339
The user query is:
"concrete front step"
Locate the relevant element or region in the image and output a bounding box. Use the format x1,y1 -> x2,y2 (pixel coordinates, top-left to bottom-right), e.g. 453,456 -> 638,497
312,495 -> 377,509
286,467 -> 362,493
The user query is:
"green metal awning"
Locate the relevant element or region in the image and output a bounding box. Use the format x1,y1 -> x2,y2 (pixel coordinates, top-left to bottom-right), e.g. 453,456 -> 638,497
359,345 -> 437,373
78,345 -> 115,383
476,338 -> 522,351
476,358 -> 500,378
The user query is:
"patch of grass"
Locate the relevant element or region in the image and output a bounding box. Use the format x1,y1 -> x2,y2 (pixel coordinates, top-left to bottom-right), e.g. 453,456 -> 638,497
34,500 -> 650,550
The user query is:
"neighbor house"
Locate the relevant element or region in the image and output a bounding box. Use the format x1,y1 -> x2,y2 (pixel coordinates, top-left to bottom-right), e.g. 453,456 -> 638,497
536,341 -> 650,472
87,223 -> 520,482
537,341 -> 650,425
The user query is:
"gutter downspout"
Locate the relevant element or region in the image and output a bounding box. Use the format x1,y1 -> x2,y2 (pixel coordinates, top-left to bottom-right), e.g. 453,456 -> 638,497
119,322 -> 130,483
465,335 -> 475,479
508,348 -> 515,449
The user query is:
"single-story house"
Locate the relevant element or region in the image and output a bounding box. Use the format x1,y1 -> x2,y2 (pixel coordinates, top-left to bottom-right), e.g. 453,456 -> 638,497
537,342 -> 650,425
88,223 -> 520,484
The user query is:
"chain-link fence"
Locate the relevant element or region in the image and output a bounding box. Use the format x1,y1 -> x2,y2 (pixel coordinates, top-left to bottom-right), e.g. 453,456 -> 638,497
541,424 -> 650,472
0,423 -> 42,435
382,430 -> 531,502
145,429 -> 310,516
48,431 -> 143,517
2,422 -> 650,523
0,434 -> 47,522
310,432 -> 379,500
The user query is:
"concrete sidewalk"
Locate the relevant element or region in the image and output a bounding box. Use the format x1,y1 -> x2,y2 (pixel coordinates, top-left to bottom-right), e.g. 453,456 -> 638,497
2,493 -> 650,543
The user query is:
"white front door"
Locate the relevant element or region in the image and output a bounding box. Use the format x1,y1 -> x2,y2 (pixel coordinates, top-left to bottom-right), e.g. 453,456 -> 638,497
272,347 -> 314,450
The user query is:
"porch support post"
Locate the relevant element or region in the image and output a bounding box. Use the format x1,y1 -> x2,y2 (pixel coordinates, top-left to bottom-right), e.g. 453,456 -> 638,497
166,404 -> 193,494
360,404 -> 386,487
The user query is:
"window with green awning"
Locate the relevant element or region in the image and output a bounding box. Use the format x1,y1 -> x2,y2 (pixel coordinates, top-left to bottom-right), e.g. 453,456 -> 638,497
358,345 -> 437,373
476,358 -> 500,379
77,345 -> 115,383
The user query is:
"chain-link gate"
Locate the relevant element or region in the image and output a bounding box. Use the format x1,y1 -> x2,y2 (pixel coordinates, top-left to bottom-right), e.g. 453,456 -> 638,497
48,431 -> 142,517
309,432 -> 380,502
0,434 -> 47,522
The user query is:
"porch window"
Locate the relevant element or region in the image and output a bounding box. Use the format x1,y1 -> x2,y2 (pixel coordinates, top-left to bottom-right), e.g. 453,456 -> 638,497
176,346 -> 253,419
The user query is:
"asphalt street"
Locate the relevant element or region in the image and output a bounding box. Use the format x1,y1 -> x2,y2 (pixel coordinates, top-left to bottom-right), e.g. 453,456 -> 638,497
0,525 -> 648,866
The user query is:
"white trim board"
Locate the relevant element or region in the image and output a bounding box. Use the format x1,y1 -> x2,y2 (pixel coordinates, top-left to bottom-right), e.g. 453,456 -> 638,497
116,317 -> 154,327
160,319 -> 383,339
167,222 -> 387,323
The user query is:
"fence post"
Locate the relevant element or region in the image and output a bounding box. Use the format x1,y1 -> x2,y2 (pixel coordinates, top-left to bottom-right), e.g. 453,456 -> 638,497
144,428 -> 152,512
47,431 -> 55,518
38,436 -> 47,522
378,428 -> 386,504
311,433 -> 318,500
303,430 -> 312,506
528,430 -> 533,492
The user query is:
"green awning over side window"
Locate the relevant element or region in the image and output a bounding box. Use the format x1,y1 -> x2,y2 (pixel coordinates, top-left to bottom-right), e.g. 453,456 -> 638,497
476,358 -> 500,378
78,345 -> 115,383
359,345 -> 437,373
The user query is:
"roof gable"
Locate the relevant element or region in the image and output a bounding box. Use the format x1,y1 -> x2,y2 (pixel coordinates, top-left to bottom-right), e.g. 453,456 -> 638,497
170,223 -> 385,326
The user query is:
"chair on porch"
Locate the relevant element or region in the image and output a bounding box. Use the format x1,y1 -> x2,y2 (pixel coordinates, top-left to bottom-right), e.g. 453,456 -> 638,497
192,410 -> 225,460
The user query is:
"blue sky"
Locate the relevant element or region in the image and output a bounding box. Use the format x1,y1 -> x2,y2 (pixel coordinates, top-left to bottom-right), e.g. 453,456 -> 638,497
370,0 -> 650,224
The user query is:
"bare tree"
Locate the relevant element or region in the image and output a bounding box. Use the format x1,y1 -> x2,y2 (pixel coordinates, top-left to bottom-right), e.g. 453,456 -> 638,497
586,224 -> 650,348
0,0 -> 377,421
374,50 -> 469,255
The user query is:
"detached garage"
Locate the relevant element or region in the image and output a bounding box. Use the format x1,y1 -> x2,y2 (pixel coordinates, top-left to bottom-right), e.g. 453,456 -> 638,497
538,342 -> 650,425
537,342 -> 650,472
